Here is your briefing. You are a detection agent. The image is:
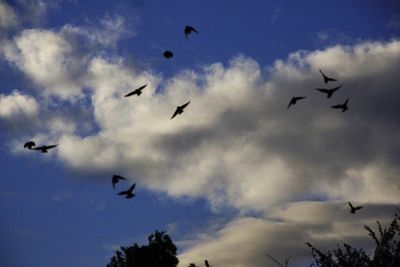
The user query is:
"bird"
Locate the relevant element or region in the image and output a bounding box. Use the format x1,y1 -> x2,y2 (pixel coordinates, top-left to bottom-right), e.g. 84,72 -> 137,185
32,144 -> 58,153
118,183 -> 136,199
163,50 -> 173,59
331,98 -> 349,112
124,84 -> 147,97
24,141 -> 36,149
171,101 -> 190,119
319,69 -> 337,83
112,174 -> 126,189
287,96 -> 306,110
204,260 -> 210,267
184,25 -> 199,39
348,202 -> 363,214
316,84 -> 342,98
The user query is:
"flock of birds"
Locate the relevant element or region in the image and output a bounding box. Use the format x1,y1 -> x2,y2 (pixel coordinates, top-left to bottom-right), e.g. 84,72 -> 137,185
287,69 -> 349,112
21,25 -> 199,200
21,24 -> 362,214
19,25 -> 365,266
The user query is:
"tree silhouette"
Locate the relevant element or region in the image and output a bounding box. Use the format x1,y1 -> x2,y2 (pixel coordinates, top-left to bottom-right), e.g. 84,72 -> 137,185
107,230 -> 179,267
306,213 -> 400,267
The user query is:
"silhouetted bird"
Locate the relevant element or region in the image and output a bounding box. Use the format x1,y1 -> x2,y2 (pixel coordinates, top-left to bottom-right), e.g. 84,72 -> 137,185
118,183 -> 136,199
205,260 -> 210,267
331,98 -> 349,112
287,96 -> 306,110
348,202 -> 363,214
171,101 -> 190,119
32,144 -> 58,153
112,174 -> 126,189
316,84 -> 342,98
24,141 -> 36,149
124,84 -> 147,97
163,50 -> 173,59
319,69 -> 337,83
184,25 -> 199,39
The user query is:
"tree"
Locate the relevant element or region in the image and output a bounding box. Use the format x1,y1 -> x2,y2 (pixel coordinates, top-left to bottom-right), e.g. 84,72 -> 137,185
107,230 -> 179,267
306,213 -> 400,267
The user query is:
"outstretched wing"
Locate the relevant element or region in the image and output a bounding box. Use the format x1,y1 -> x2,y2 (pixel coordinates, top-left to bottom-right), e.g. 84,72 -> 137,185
287,99 -> 295,110
331,104 -> 342,109
348,202 -> 354,209
189,26 -> 199,34
180,101 -> 190,109
118,190 -> 128,195
125,84 -> 147,97
354,206 -> 363,211
129,183 -> 136,192
44,144 -> 58,150
316,88 -> 329,94
171,108 -> 179,119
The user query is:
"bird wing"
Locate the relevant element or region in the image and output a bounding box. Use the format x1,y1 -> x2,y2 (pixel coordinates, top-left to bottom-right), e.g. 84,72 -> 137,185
333,84 -> 342,91
118,190 -> 128,195
124,90 -> 136,97
316,88 -> 329,93
354,206 -> 363,211
348,202 -> 354,209
319,69 -> 327,79
296,96 -> 306,100
32,146 -> 45,150
113,175 -> 126,181
287,99 -> 294,110
190,26 -> 199,34
44,144 -> 58,150
129,183 -> 136,192
331,104 -> 343,109
180,101 -> 191,109
344,98 -> 349,105
124,84 -> 147,97
171,108 -> 179,119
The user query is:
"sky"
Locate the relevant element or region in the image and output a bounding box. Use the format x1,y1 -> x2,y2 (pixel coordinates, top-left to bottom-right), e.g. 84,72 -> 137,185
0,0 -> 400,266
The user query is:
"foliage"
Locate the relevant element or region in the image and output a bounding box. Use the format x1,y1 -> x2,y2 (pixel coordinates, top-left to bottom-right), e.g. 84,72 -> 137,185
107,230 -> 179,267
307,213 -> 400,267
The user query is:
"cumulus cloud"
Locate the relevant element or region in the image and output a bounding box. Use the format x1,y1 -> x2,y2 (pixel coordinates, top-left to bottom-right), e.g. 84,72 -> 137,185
3,38 -> 399,210
50,40 -> 400,212
1,13 -> 130,99
0,90 -> 39,118
178,202 -> 399,267
0,2 -> 18,30
1,17 -> 399,265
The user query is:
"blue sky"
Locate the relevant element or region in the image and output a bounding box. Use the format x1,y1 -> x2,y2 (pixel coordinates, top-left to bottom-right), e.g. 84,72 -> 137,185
1,1 -> 400,266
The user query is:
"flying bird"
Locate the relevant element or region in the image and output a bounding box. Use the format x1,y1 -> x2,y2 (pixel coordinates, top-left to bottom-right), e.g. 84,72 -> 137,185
204,260 -> 210,267
112,174 -> 127,189
331,98 -> 349,112
32,144 -> 58,153
163,50 -> 174,59
171,101 -> 190,119
118,183 -> 136,199
316,84 -> 342,98
287,96 -> 306,110
124,84 -> 147,97
348,202 -> 363,214
24,141 -> 36,149
319,69 -> 337,83
184,25 -> 199,39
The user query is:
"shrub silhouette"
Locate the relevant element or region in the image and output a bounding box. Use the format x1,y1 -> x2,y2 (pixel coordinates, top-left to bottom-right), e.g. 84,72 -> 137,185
107,230 -> 178,267
306,213 -> 400,267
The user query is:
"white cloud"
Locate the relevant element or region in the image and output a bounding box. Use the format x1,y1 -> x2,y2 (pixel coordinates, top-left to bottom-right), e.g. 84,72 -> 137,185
4,39 -> 399,213
0,90 -> 39,118
2,18 -> 400,266
0,2 -> 18,30
178,202 -> 398,267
